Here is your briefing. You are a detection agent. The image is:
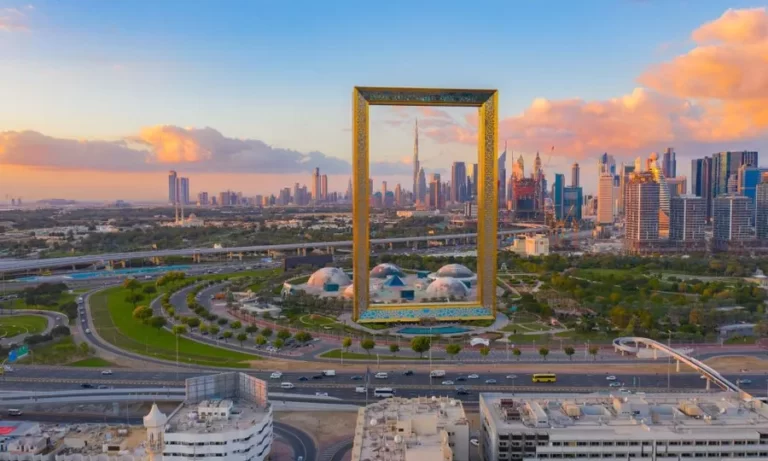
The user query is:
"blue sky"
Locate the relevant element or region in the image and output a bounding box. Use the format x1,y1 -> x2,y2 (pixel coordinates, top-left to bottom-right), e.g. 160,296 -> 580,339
1,0 -> 767,199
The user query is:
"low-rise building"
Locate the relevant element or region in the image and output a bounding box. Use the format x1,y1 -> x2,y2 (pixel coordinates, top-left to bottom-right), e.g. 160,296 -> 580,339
351,396 -> 470,461
480,392 -> 768,461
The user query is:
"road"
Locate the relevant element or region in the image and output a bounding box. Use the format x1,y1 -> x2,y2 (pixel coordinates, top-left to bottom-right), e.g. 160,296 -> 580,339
275,422 -> 316,461
0,228 -> 546,272
3,366 -> 765,397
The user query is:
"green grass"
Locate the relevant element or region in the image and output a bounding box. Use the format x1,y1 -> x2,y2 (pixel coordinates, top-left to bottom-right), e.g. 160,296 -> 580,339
89,284 -> 262,368
0,315 -> 48,338
8,292 -> 77,311
319,349 -> 442,360
300,314 -> 336,326
574,268 -> 639,278
724,335 -> 757,345
17,336 -> 87,365
68,357 -> 116,367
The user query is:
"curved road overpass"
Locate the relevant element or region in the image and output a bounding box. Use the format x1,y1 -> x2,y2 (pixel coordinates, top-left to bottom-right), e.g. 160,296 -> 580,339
614,337 -> 741,392
0,228 -> 547,273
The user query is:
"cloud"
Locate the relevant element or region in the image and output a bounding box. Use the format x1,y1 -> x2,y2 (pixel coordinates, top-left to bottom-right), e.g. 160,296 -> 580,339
0,7 -> 28,31
0,126 -> 409,176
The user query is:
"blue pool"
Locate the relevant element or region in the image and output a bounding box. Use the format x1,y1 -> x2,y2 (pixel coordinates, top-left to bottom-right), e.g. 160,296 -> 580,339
397,326 -> 471,335
18,265 -> 192,282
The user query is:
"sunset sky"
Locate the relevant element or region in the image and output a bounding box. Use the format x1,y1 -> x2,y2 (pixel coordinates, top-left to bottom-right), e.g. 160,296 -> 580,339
2,0 -> 768,201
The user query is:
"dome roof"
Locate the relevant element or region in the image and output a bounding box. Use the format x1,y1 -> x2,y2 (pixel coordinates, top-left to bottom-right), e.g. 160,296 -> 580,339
306,267 -> 351,288
425,277 -> 470,298
370,263 -> 404,279
436,264 -> 474,278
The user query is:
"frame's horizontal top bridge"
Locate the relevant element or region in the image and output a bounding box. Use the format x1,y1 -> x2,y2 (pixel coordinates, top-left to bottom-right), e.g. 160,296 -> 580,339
355,86 -> 497,107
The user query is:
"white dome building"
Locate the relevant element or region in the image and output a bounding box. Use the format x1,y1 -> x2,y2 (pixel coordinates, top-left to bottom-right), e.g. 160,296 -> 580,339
307,267 -> 351,288
425,277 -> 470,299
436,264 -> 474,278
370,263 -> 404,279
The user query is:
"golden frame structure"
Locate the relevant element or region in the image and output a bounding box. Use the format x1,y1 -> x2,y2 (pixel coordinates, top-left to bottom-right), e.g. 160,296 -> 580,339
352,86 -> 499,322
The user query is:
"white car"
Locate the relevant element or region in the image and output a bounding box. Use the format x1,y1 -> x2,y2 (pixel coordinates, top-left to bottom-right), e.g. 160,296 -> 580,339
467,374 -> 480,379
606,375 -> 617,381
441,380 -> 454,386
101,370 -> 113,375
470,438 -> 479,447
270,372 -> 283,379
85,328 -> 91,334
315,392 -> 329,397
609,382 -> 622,387
506,374 -> 517,379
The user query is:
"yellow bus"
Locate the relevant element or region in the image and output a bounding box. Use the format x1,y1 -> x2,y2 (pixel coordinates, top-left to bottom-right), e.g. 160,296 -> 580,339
532,373 -> 556,383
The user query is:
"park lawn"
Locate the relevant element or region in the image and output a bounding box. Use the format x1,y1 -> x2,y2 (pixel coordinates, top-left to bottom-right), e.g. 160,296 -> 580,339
90,285 -> 261,367
575,268 -> 642,278
8,292 -> 77,311
300,314 -> 336,327
68,357 -> 116,367
554,330 -> 614,343
17,337 -> 86,365
0,315 -> 48,338
319,349 -> 442,361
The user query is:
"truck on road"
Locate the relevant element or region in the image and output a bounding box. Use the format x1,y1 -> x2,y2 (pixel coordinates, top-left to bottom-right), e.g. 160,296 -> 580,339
430,370 -> 446,378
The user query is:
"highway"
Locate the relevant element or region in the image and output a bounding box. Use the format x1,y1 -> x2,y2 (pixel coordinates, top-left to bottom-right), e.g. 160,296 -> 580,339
0,228 -> 546,272
2,366 -> 765,398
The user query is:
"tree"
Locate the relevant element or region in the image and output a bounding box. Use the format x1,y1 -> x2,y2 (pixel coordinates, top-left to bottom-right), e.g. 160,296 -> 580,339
411,336 -> 431,358
147,316 -> 166,328
563,346 -> 575,361
185,317 -> 201,328
217,318 -> 228,326
389,344 -> 400,355
231,321 -> 242,330
79,341 -> 91,355
236,333 -> 248,346
209,325 -> 220,336
588,345 -> 600,361
295,331 -> 312,343
512,347 -> 522,361
124,292 -> 144,308
754,321 -> 768,338
445,343 -> 462,360
255,335 -> 267,346
143,285 -> 157,295
342,337 -> 352,351
123,278 -> 140,294
262,327 -> 273,338
199,324 -> 209,334
479,346 -> 490,359
277,328 -> 291,341
274,338 -> 284,349
222,331 -> 233,342
360,338 -> 376,355
172,325 -> 187,335
539,347 -> 549,361
689,308 -> 702,325
132,305 -> 152,321
245,325 -> 259,334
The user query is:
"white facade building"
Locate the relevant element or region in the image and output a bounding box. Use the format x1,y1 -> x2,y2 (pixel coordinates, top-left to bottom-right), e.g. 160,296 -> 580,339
480,392 -> 768,461
144,373 -> 272,461
352,396 -> 470,461
597,173 -> 615,225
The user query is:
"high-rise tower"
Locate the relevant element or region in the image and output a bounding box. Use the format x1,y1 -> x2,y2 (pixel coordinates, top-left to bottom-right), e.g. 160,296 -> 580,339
168,170 -> 178,204
534,151 -> 542,180
571,163 -> 580,187
311,167 -> 321,202
412,119 -> 420,203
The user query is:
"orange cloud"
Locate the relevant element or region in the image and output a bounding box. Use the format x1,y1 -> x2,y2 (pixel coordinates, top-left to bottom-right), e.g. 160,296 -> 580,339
138,126 -> 213,163
0,7 -> 28,31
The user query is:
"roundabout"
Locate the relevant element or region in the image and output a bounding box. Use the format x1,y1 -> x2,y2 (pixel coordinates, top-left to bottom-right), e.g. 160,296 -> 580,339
0,314 -> 52,343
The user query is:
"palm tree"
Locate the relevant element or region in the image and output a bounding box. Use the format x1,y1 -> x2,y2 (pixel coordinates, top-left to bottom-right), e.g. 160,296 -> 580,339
539,347 -> 549,361
588,345 -> 600,361
512,347 -> 522,361
563,346 -> 575,361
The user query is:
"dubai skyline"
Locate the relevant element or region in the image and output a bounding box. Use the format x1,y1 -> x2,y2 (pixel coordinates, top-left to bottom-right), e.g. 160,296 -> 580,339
2,0 -> 768,200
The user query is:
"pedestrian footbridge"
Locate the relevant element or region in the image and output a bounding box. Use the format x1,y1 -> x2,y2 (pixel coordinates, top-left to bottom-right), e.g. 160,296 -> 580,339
613,337 -> 740,392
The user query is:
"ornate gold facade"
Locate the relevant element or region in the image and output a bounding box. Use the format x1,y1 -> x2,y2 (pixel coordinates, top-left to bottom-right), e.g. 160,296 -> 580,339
352,87 -> 499,321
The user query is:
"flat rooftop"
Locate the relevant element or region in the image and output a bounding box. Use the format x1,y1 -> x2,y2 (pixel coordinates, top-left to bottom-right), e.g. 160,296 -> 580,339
481,392 -> 768,441
166,399 -> 269,435
353,396 -> 468,461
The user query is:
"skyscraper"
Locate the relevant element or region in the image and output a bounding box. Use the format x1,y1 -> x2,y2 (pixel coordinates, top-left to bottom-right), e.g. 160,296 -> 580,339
179,177 -> 190,205
321,174 -> 328,201
197,191 -> 209,206
394,183 -> 403,206
597,173 -> 614,225
625,172 -> 660,252
381,181 -> 387,205
417,168 -> 427,204
662,148 -> 676,179
713,195 -> 752,243
563,186 -> 583,223
513,153 -> 524,180
345,178 -> 353,201
311,167 -> 321,202
533,151 -> 542,181
412,119 -> 420,202
571,163 -> 580,187
756,181 -> 768,240
472,163 -> 478,197
669,195 -> 705,242
498,144 -> 507,208
553,173 -> 565,220
429,173 -> 442,209
451,161 -> 467,203
168,171 -> 178,204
